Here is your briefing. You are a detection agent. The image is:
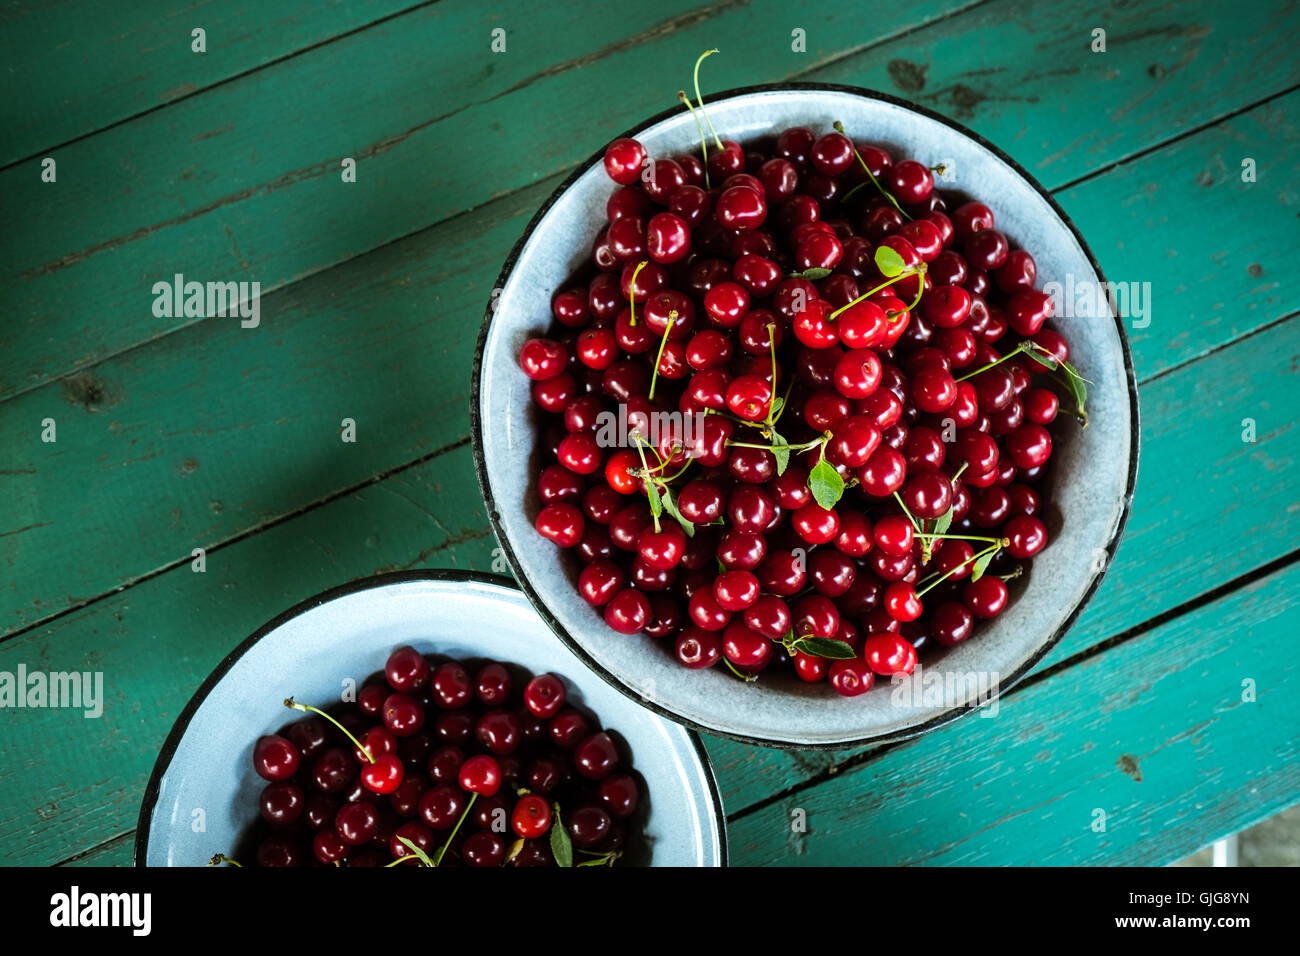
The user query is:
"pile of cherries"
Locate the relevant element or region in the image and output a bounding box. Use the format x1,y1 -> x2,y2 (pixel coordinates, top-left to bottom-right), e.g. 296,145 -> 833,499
227,646 -> 642,866
518,107 -> 1079,696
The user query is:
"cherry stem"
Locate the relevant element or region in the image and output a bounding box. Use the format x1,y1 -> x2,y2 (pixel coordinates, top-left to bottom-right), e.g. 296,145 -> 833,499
433,791 -> 478,866
285,698 -> 373,763
915,541 -> 1004,597
678,91 -> 712,190
384,854 -> 421,867
630,434 -> 662,533
834,120 -> 912,222
647,312 -> 677,401
209,853 -> 241,867
953,342 -> 1029,383
692,50 -> 725,153
829,266 -> 924,321
727,436 -> 824,454
891,491 -> 922,533
891,274 -> 927,319
914,532 -> 1003,543
721,657 -> 759,683
627,261 -> 649,326
768,375 -> 794,431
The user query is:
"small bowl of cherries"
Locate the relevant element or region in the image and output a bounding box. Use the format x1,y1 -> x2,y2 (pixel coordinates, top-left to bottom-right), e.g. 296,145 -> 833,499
473,60 -> 1138,749
135,571 -> 726,866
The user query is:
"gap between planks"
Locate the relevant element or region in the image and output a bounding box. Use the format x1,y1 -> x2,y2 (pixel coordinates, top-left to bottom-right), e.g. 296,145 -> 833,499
0,0 -> 445,174
0,0 -> 1000,406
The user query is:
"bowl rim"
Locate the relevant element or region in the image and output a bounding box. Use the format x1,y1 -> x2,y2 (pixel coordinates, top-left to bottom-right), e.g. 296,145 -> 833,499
471,81 -> 1140,751
133,569 -> 730,866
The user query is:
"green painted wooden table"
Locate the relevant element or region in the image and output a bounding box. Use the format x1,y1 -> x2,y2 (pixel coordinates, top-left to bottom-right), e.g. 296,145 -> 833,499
2,0 -> 1297,867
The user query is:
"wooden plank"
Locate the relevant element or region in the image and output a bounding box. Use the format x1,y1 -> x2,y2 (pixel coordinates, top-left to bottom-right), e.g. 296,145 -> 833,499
707,313 -> 1300,810
5,91 -> 1295,641
58,834 -> 134,868
0,173 -> 560,636
0,443 -> 496,867
723,559 -> 1300,866
0,0 -> 973,398
0,0 -> 424,166
5,0 -> 1296,398
3,313 -> 1297,864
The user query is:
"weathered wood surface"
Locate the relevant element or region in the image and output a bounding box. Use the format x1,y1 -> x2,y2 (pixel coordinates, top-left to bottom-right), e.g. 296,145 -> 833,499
2,0 -> 1298,866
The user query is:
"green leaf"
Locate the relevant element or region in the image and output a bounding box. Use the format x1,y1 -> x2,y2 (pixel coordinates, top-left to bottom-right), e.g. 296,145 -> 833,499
769,395 -> 785,420
550,804 -> 573,867
396,836 -> 434,867
932,506 -> 954,538
807,457 -> 845,510
793,637 -> 858,660
1021,340 -> 1058,370
1058,359 -> 1089,421
799,267 -> 832,281
874,245 -> 906,278
770,430 -> 791,476
645,479 -> 663,519
659,487 -> 696,537
970,550 -> 996,582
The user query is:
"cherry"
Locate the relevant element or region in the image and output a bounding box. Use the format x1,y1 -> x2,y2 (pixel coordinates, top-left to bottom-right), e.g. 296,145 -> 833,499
726,374 -> 773,421
638,523 -> 687,570
384,646 -> 430,693
862,633 -> 919,677
604,587 -> 652,633
458,754 -> 503,797
646,212 -> 692,263
382,692 -> 425,737
792,502 -> 840,545
829,658 -> 875,696
810,131 -> 855,176
419,783 -> 467,830
259,782 -> 305,826
574,732 -> 620,780
512,793 -> 553,839
1005,515 -> 1048,558
519,338 -> 568,381
361,753 -> 405,795
313,829 -> 349,864
566,805 -> 613,849
716,185 -> 767,230
933,601 -> 975,645
253,735 -> 300,782
722,621 -> 773,670
714,568 -> 762,611
285,718 -> 331,762
523,673 -> 566,719
964,576 -> 1009,618
597,773 -> 641,819
548,709 -> 590,750
430,662 -> 473,710
676,626 -> 723,668
335,801 -> 380,846
743,595 -> 792,640
884,582 -> 923,622
873,514 -> 914,556
604,138 -> 647,185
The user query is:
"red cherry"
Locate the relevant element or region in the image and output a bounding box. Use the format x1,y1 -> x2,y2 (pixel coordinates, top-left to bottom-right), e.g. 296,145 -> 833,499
361,753 -> 406,795
861,633 -> 919,677
883,582 -> 923,622
384,645 -> 430,693
511,793 -> 553,839
829,658 -> 875,697
603,138 -> 646,185
458,754 -> 503,796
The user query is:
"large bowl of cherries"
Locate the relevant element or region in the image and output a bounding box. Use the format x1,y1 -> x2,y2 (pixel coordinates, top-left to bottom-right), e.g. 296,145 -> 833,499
136,571 -> 726,866
473,79 -> 1138,749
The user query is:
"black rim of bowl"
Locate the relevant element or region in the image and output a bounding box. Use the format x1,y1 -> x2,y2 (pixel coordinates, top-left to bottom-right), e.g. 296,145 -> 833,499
472,82 -> 1141,751
133,569 -> 730,866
